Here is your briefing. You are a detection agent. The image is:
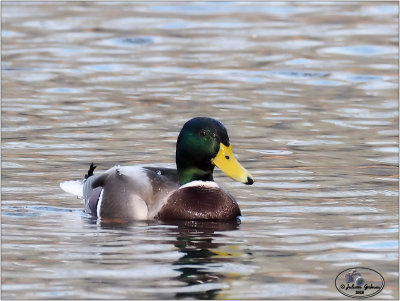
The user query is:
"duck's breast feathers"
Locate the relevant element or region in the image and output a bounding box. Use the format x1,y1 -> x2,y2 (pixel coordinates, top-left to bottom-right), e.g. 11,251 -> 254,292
157,181 -> 241,221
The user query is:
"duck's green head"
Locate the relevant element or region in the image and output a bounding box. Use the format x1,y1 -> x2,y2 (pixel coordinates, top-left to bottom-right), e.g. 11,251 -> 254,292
176,117 -> 254,186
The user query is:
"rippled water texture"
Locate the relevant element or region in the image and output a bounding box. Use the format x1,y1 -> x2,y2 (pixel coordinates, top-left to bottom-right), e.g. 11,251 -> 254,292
2,2 -> 398,299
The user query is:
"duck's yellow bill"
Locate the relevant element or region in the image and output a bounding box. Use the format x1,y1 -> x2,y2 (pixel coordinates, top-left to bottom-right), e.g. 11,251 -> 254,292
211,143 -> 254,185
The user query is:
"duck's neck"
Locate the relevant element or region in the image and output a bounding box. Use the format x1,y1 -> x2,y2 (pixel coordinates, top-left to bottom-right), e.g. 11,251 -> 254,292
177,166 -> 214,185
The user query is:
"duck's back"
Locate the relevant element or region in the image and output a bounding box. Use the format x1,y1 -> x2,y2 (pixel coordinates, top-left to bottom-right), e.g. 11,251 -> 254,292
83,166 -> 179,220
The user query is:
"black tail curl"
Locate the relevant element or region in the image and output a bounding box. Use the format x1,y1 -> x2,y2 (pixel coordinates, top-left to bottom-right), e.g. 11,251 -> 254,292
84,162 -> 96,179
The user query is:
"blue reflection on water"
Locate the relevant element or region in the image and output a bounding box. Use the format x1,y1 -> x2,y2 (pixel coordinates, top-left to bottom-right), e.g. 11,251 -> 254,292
358,240 -> 398,250
148,2 -> 299,15
325,45 -> 394,56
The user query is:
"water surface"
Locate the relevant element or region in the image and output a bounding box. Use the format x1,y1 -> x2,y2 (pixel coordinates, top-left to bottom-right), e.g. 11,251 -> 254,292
2,2 -> 398,299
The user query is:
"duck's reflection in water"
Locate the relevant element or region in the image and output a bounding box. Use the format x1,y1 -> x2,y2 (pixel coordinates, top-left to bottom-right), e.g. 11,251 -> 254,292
84,216 -> 248,299
166,220 -> 242,299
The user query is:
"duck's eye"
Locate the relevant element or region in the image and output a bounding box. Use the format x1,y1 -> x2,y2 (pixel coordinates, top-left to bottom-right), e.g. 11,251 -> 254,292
199,129 -> 207,137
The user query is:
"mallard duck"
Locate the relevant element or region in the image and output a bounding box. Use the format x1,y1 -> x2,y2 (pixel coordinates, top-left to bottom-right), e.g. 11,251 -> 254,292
60,117 -> 254,221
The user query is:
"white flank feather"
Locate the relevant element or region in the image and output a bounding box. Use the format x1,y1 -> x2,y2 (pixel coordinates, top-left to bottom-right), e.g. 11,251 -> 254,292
60,180 -> 84,198
97,189 -> 104,217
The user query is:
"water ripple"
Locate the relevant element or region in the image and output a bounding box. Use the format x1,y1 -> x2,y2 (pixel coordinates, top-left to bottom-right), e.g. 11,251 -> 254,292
2,1 -> 398,300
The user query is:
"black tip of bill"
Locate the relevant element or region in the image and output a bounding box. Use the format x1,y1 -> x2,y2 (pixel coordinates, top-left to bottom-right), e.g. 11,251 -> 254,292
245,176 -> 254,185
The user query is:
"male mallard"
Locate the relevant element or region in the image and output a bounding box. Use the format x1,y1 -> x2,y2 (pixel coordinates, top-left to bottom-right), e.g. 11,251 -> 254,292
60,117 -> 254,221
